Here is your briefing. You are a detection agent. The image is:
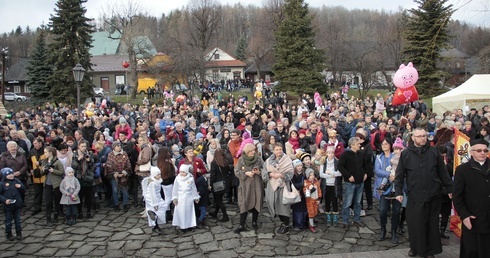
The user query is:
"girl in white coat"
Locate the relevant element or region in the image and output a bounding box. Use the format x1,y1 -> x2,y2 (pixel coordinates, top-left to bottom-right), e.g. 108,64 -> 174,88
144,167 -> 167,234
172,164 -> 200,233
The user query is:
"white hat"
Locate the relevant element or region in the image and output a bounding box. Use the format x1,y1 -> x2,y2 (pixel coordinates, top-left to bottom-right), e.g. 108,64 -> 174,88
150,166 -> 161,179
179,164 -> 193,174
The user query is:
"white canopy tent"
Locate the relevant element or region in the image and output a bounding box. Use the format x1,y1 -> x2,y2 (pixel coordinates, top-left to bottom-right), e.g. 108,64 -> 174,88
432,74 -> 490,115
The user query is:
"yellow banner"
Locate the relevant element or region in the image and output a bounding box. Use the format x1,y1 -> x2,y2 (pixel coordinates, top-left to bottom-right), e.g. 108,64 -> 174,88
453,128 -> 470,171
450,128 -> 470,238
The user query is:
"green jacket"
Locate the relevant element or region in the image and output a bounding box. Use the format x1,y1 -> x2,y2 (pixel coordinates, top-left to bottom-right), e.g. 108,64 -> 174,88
42,158 -> 65,188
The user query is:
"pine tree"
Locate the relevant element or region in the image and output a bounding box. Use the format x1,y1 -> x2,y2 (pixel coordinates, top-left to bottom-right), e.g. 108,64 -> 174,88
272,0 -> 325,94
26,27 -> 52,104
402,0 -> 453,97
47,0 -> 94,105
234,36 -> 247,61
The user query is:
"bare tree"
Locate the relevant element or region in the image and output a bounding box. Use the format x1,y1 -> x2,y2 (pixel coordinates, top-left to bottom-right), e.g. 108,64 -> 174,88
100,0 -> 155,98
184,0 -> 222,84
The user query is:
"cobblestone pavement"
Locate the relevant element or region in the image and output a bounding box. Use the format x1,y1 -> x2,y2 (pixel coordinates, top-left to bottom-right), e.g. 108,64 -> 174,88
0,190 -> 460,257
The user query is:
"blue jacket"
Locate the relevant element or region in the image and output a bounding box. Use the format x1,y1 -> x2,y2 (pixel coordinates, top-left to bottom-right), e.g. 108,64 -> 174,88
0,178 -> 25,210
374,153 -> 393,200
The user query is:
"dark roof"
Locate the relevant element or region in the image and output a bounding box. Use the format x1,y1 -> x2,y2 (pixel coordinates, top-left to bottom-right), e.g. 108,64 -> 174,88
245,63 -> 273,73
440,48 -> 469,59
5,58 -> 28,81
91,55 -> 130,72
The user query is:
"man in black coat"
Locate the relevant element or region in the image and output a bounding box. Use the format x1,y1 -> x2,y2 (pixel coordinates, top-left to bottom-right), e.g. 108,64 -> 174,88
395,128 -> 453,258
453,138 -> 490,258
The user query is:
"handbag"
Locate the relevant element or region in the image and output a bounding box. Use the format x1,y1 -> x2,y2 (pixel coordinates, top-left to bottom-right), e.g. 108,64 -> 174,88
212,166 -> 226,193
139,161 -> 151,172
282,183 -> 301,205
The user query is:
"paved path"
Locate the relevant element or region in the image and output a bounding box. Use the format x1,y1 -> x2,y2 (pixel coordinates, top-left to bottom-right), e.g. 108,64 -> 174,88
0,189 -> 460,257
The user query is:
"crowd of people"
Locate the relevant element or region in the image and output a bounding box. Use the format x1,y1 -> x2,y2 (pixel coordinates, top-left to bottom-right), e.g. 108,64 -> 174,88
0,88 -> 489,258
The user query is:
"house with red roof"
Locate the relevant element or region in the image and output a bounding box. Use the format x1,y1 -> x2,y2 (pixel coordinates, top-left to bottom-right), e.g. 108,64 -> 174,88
204,48 -> 247,82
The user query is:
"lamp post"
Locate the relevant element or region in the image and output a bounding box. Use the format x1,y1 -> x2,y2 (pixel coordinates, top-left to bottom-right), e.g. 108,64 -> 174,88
1,47 -> 8,105
122,61 -> 130,102
72,63 -> 85,122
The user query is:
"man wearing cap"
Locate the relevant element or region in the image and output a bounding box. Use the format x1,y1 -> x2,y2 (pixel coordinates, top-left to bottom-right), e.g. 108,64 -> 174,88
466,108 -> 480,127
453,138 -> 490,258
395,128 -> 452,258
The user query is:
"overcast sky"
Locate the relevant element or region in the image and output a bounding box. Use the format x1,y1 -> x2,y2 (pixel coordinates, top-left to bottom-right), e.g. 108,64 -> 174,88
1,0 -> 489,34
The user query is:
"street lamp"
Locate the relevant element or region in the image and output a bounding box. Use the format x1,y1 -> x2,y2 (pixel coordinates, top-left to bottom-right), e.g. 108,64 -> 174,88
72,63 -> 85,121
122,61 -> 130,102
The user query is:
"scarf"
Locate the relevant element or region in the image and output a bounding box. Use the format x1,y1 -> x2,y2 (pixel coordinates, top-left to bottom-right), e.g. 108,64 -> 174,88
288,137 -> 300,150
243,152 -> 258,167
113,150 -> 124,156
266,153 -> 294,191
64,174 -> 76,189
149,176 -> 162,185
208,147 -> 217,157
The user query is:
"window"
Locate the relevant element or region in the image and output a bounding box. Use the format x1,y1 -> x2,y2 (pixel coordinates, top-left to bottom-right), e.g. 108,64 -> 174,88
14,86 -> 21,93
220,68 -> 231,73
214,54 -> 220,60
24,85 -> 31,93
212,70 -> 219,82
233,71 -> 241,80
115,75 -> 125,85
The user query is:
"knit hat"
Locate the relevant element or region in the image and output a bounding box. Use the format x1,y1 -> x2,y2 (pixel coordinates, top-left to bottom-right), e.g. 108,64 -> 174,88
305,168 -> 315,178
179,164 -> 193,175
65,167 -> 75,176
298,129 -> 307,136
112,141 -> 122,149
299,152 -> 311,162
1,167 -> 14,178
242,131 -> 250,139
150,166 -> 161,179
119,117 -> 127,124
292,159 -> 302,168
393,137 -> 405,149
320,140 -> 327,150
196,133 -> 204,141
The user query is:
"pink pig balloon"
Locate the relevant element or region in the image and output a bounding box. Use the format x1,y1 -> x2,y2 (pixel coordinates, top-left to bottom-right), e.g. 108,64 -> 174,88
392,62 -> 419,106
393,62 -> 418,89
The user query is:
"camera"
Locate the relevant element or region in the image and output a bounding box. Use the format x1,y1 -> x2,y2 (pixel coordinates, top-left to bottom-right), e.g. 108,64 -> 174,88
84,153 -> 90,159
43,165 -> 53,174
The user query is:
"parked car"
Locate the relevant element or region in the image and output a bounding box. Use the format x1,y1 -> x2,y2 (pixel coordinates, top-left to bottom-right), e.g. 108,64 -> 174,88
93,87 -> 104,96
4,92 -> 27,101
173,84 -> 188,92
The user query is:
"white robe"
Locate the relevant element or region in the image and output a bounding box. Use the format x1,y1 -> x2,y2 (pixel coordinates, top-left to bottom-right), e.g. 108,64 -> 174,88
162,184 -> 173,211
172,174 -> 200,229
144,180 -> 167,227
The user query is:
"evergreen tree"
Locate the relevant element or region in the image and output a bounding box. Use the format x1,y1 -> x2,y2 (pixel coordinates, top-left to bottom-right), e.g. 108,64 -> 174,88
26,27 -> 52,104
234,36 -> 247,61
272,0 -> 325,94
402,0 -> 453,97
47,0 -> 94,105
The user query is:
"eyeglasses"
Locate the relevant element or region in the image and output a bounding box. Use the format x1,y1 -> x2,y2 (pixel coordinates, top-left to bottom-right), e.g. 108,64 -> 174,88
413,135 -> 427,138
471,149 -> 489,153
